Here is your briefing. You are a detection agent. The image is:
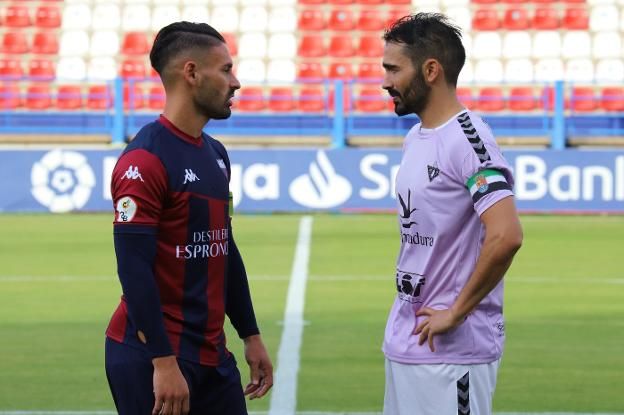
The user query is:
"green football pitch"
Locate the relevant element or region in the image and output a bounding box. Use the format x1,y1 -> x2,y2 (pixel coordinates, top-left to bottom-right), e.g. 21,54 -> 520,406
0,213 -> 622,413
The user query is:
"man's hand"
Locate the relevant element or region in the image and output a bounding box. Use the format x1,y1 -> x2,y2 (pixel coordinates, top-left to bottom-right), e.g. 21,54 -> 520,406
243,334 -> 273,399
152,355 -> 190,415
414,307 -> 464,352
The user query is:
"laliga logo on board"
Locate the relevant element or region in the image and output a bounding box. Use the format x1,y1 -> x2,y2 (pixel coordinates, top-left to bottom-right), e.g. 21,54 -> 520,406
31,149 -> 96,212
289,150 -> 352,208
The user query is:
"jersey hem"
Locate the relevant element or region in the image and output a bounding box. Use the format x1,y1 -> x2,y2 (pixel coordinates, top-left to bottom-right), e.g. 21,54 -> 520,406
382,350 -> 502,365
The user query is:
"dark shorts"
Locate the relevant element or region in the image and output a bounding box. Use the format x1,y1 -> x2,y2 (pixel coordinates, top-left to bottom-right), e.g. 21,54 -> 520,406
105,338 -> 247,415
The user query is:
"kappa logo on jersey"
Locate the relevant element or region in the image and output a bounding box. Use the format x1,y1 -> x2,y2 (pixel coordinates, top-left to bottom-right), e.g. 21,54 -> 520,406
398,189 -> 418,228
183,169 -> 200,184
427,164 -> 440,182
122,165 -> 144,182
116,196 -> 137,222
217,159 -> 226,169
396,271 -> 425,303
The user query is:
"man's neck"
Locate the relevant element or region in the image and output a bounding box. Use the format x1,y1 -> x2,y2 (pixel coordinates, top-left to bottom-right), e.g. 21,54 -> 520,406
163,101 -> 208,139
417,90 -> 465,130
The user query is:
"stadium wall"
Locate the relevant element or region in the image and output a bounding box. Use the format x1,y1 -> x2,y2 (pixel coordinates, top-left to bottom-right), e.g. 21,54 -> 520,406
1,148 -> 623,214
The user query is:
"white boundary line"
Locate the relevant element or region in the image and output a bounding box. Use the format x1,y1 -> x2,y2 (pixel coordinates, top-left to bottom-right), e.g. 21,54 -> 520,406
268,216 -> 313,415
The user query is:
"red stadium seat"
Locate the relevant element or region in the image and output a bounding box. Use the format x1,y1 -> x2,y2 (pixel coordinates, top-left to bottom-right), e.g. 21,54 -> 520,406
386,9 -> 410,29
472,9 -> 500,31
328,86 -> 352,111
357,9 -> 385,31
358,0 -> 384,4
328,9 -> 355,31
35,5 -> 61,28
534,0 -> 557,3
4,5 -> 31,28
533,7 -> 560,30
478,87 -> 505,112
2,32 -> 29,54
297,62 -> 324,82
29,59 -> 55,79
122,32 -> 150,55
357,36 -> 383,58
299,0 -> 325,4
222,33 -> 237,57
298,35 -> 326,57
456,87 -> 476,108
124,84 -> 144,109
387,0 -> 410,4
563,7 -> 588,30
147,84 -> 166,110
56,85 -> 83,110
32,32 -> 59,55
329,35 -> 355,57
237,87 -> 265,111
329,62 -> 353,79
25,83 -> 52,110
358,62 -> 383,80
328,0 -> 354,4
0,84 -> 21,108
120,60 -> 147,79
600,87 -> 624,112
503,8 -> 530,30
503,0 -> 529,3
298,87 -> 325,112
299,9 -> 326,31
570,87 -> 597,112
355,87 -> 386,112
268,87 -> 296,112
509,87 -> 537,111
539,87 -> 554,110
562,0 -> 585,3
0,58 -> 23,79
472,0 -> 498,3
87,85 -> 112,110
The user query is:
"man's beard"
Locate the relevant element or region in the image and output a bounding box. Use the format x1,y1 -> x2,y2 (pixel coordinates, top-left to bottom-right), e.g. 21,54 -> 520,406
390,74 -> 431,117
194,91 -> 232,120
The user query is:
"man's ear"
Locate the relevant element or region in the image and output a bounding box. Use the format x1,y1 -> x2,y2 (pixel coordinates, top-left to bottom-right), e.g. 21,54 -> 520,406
182,61 -> 198,85
421,58 -> 442,84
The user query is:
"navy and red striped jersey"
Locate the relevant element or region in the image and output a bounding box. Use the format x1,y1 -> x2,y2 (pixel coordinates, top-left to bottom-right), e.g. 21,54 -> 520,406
106,115 -> 258,366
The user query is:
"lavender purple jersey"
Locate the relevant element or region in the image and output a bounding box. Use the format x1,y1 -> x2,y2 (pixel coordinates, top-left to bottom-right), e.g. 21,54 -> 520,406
383,110 -> 515,364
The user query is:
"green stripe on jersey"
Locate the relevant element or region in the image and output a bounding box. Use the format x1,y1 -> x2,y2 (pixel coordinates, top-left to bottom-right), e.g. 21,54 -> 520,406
466,169 -> 507,198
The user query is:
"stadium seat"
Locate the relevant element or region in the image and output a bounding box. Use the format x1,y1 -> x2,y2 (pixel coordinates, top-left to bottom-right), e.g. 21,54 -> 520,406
92,4 -> 120,30
457,60 -> 474,84
328,9 -> 355,31
237,87 -> 266,111
445,7 -> 471,31
151,5 -> 181,31
0,84 -> 21,109
533,7 -> 560,29
181,6 -> 209,23
592,32 -> 621,59
509,87 -> 537,111
268,34 -> 296,59
266,59 -> 296,83
474,59 -> 504,82
269,7 -> 296,32
563,7 -> 589,30
268,87 -> 296,112
534,58 -> 564,82
25,83 -> 52,110
471,0 -> 497,3
532,31 -> 561,58
90,31 -> 120,57
388,0 -> 410,4
35,5 -> 62,28
358,62 -> 383,80
56,85 -> 83,110
122,5 -> 150,31
297,62 -> 324,81
4,4 -> 31,27
595,59 -> 624,82
358,0 -> 384,4
561,31 -> 591,58
2,32 -> 29,54
329,0 -> 355,4
357,36 -> 383,58
222,33 -> 238,56
570,87 -> 597,112
600,87 -> 624,112
472,33 -> 501,59
59,30 -> 90,56
502,32 -> 531,59
504,59 -> 534,82
456,87 -> 476,108
472,8 -> 500,30
299,9 -> 326,30
590,5 -> 619,31
357,9 -> 385,31
32,32 -> 59,55
210,7 -> 239,32
328,85 -> 352,110
57,57 -> 87,80
503,7 -> 530,30
239,33 -> 267,58
386,9 -> 411,29
298,35 -> 326,57
538,87 -> 554,110
120,59 -> 147,79
146,84 -> 165,111
329,35 -> 355,57
237,59 -> 266,82
299,0 -> 326,4
298,86 -> 325,111
0,58 -> 23,79
329,62 -> 354,79
28,59 -> 55,80
240,7 -> 269,32
87,85 -> 112,110
62,3 -> 91,29
122,32 -> 151,55
355,87 -> 386,112
565,59 -> 594,83
88,57 -> 117,80
477,87 -> 505,112
124,84 -> 144,110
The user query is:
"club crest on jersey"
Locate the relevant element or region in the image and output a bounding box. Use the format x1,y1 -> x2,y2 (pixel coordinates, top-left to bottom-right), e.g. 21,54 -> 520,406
116,196 -> 137,222
122,165 -> 144,182
217,159 -> 226,169
475,174 -> 489,193
427,164 -> 440,182
183,169 -> 200,184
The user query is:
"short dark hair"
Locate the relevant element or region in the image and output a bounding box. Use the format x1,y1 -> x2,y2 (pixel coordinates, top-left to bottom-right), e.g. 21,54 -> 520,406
150,21 -> 225,75
383,13 -> 465,86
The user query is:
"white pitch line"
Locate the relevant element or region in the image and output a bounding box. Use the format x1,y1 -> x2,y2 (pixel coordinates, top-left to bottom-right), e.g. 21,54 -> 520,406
269,216 -> 313,415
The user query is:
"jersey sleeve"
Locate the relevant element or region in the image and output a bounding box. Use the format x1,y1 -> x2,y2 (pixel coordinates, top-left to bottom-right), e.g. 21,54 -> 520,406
458,120 -> 515,217
111,149 -> 168,231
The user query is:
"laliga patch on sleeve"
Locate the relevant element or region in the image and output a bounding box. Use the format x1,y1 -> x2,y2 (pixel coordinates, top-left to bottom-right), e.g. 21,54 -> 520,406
116,196 -> 138,222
